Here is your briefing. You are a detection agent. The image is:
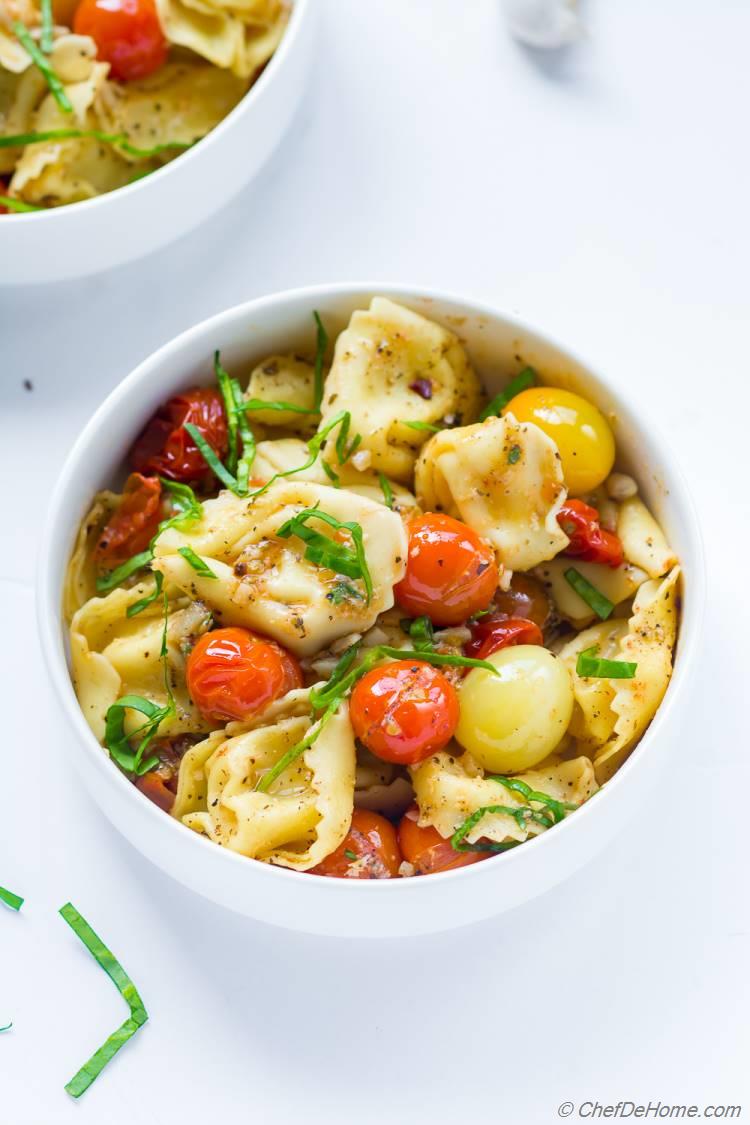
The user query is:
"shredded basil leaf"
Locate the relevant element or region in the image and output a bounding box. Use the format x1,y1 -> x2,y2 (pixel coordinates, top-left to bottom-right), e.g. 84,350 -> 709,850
487,775 -> 576,824
0,886 -> 23,911
0,129 -> 192,158
276,506 -> 373,602
242,398 -> 319,416
59,902 -> 148,1099
334,412 -> 362,464
95,550 -> 152,594
312,310 -> 328,410
0,194 -> 42,212
563,567 -> 614,620
246,410 -> 355,502
13,23 -> 72,114
479,367 -> 536,421
126,570 -> 163,619
215,352 -> 238,475
183,421 -> 237,491
230,377 -> 256,494
255,701 -> 338,793
408,616 -> 434,652
344,849 -> 358,861
575,645 -> 637,679
403,420 -> 442,433
378,472 -> 394,509
40,0 -> 54,51
321,460 -> 341,487
177,546 -> 217,579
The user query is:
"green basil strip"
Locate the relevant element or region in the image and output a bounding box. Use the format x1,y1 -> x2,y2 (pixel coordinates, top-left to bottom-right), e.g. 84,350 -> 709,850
408,616 -> 434,652
0,129 -> 192,159
376,646 -> 499,675
183,421 -> 237,491
563,567 -> 614,620
40,0 -> 54,51
230,377 -> 256,494
0,886 -> 23,911
0,194 -> 42,213
104,694 -> 166,774
177,546 -> 217,579
59,902 -> 148,1099
96,550 -> 152,594
276,507 -> 373,602
403,420 -> 442,433
255,702 -> 338,793
321,461 -> 341,487
312,310 -> 328,410
246,409 -> 354,502
242,398 -> 319,416
487,775 -> 575,824
158,478 -> 202,527
13,23 -> 72,114
451,805 -> 534,852
378,472 -> 394,509
479,366 -> 536,421
334,411 -> 362,464
0,1023 -> 12,1032
126,571 -> 163,619
575,645 -> 637,679
215,352 -> 238,475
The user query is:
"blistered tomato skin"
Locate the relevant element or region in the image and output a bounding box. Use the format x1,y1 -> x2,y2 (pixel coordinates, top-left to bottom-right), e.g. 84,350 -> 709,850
398,805 -> 485,875
93,472 -> 162,565
557,499 -> 624,568
350,660 -> 459,766
74,0 -> 167,82
131,388 -> 228,485
464,616 -> 543,661
311,809 -> 402,879
504,387 -> 615,495
186,627 -> 302,724
394,513 -> 498,626
456,645 -> 574,773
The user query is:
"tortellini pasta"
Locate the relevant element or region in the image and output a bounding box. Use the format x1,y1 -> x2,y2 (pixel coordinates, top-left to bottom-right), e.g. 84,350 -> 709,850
617,496 -> 678,579
153,480 -> 408,656
317,297 -> 483,483
415,413 -> 569,572
173,689 -> 356,870
154,0 -> 287,80
534,557 -> 648,626
244,355 -> 318,435
63,490 -> 118,620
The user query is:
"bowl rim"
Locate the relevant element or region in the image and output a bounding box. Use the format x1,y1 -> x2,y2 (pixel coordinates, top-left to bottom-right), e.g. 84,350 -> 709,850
36,281 -> 706,901
2,0 -> 310,225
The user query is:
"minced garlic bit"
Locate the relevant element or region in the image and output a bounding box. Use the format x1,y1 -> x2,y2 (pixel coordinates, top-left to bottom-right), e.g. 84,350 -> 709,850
606,472 -> 638,501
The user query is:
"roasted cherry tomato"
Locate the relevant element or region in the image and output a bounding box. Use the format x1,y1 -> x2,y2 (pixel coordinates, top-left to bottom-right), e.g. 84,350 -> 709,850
134,770 -> 175,812
186,627 -> 302,724
131,388 -> 228,485
557,499 -> 624,568
93,472 -> 162,566
398,804 -> 486,875
492,572 -> 550,629
394,513 -> 498,626
74,0 -> 167,81
350,659 -> 459,766
464,616 -> 543,661
311,809 -> 402,879
504,387 -> 615,494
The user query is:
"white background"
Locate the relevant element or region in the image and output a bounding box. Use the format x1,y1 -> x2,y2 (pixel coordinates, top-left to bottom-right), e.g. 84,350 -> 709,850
1,1 -> 748,1121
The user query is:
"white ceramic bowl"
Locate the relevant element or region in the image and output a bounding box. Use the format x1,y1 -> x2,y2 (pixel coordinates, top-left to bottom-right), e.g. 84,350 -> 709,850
37,284 -> 705,937
1,0 -> 314,285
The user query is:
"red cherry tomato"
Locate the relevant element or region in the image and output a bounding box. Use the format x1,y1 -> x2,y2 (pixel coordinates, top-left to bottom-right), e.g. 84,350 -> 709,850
310,809 -> 402,879
492,572 -> 550,629
394,513 -> 498,626
131,388 -> 228,486
557,499 -> 624,568
74,0 -> 167,81
134,770 -> 175,812
398,805 -> 486,875
350,660 -> 459,766
94,472 -> 162,566
186,627 -> 302,724
464,615 -> 543,661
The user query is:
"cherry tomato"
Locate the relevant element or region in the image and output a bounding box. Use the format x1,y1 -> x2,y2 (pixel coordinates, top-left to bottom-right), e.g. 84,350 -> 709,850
398,805 -> 486,875
0,183 -> 8,216
395,513 -> 498,626
93,472 -> 162,566
131,388 -> 228,485
557,499 -> 624,568
504,387 -> 615,494
74,0 -> 167,82
134,770 -> 175,812
350,660 -> 459,766
492,572 -> 550,629
186,627 -> 302,724
464,616 -> 543,661
311,809 -> 402,878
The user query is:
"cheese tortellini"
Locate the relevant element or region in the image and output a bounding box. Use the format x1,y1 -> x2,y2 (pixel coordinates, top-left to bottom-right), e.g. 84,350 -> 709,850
65,296 -> 682,882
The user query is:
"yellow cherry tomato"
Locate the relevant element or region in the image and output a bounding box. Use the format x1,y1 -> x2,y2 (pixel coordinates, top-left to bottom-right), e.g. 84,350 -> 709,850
455,645 -> 574,773
503,387 -> 615,494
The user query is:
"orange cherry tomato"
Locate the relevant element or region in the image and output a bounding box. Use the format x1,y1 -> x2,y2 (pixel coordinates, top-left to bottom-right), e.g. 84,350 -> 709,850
464,616 -> 543,661
395,513 -> 498,626
311,809 -> 402,879
398,805 -> 486,875
557,499 -> 624,568
131,388 -> 228,486
186,627 -> 302,724
492,572 -> 550,629
350,659 -> 459,766
74,0 -> 167,82
93,472 -> 162,566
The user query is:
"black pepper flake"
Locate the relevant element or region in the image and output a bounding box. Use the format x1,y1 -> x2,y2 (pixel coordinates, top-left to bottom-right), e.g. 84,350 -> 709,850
409,378 -> 433,400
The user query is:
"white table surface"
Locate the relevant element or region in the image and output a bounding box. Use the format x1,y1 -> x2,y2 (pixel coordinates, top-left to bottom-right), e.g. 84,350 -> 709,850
1,1 -> 748,1121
